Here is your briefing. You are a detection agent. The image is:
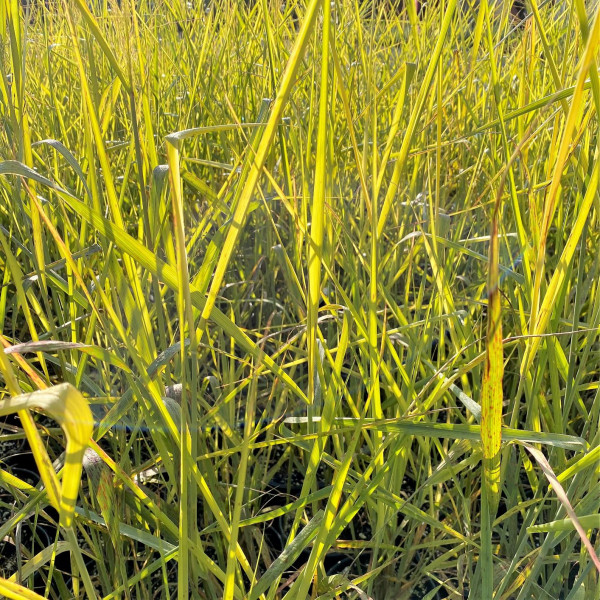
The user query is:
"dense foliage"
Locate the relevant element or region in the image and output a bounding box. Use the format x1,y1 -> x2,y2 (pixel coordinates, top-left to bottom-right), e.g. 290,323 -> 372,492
0,1 -> 599,598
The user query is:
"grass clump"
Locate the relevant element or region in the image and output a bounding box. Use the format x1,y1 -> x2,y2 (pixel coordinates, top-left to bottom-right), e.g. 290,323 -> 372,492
0,0 -> 599,598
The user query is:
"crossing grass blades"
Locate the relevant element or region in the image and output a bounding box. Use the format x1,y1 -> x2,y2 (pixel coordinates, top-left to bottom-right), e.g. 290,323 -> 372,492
1,0 -> 600,598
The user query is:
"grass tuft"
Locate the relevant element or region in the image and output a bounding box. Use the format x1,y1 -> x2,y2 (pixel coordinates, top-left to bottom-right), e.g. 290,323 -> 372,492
1,0 -> 599,598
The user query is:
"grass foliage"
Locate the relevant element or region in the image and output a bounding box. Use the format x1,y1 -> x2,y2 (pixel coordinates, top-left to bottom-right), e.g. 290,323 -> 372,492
1,0 -> 599,598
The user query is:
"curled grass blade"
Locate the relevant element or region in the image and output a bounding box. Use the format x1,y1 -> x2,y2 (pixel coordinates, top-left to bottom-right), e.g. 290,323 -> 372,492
0,383 -> 93,528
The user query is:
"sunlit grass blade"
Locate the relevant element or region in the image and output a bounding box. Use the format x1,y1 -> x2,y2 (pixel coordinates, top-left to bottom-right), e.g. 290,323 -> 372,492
307,0 -> 331,409
377,0 -> 457,236
557,445 -> 600,484
68,0 -> 130,90
523,147 -> 600,374
524,4 -> 600,374
0,383 -> 93,528
196,0 -> 321,336
0,159 -> 306,401
0,578 -> 47,600
480,189 -> 503,520
1,1 -> 598,597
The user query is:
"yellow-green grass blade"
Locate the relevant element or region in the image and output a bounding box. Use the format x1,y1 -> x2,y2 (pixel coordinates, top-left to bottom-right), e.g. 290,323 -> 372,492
139,140 -> 265,591
68,0 -> 131,92
0,159 -> 306,402
377,0 -> 457,237
31,138 -> 93,201
480,215 -> 503,519
480,0 -> 531,304
0,226 -> 51,364
523,146 -> 600,375
4,340 -> 132,373
523,443 -> 600,573
166,125 -> 199,600
282,417 -> 586,451
0,383 -> 93,528
307,0 -> 331,409
248,510 -> 325,600
525,5 -> 600,372
63,5 -> 157,367
223,374 -> 259,600
0,578 -> 47,600
528,515 -> 600,534
196,0 -> 322,337
468,79 -> 593,137
166,123 -> 267,142
0,467 -> 36,493
283,427 -> 361,600
0,332 -> 48,393
6,542 -> 70,584
329,39 -> 372,214
557,445 -> 600,484
479,149 -> 504,597
363,8 -> 388,583
375,61 -> 417,196
280,304 -> 352,597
